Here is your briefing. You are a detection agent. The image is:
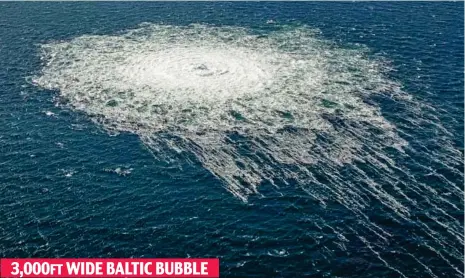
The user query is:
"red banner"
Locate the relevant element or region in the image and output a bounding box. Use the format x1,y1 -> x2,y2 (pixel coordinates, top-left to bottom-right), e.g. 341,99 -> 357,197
0,259 -> 219,278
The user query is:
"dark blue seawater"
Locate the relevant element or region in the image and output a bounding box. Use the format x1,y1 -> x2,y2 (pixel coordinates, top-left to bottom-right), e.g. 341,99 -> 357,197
0,2 -> 463,278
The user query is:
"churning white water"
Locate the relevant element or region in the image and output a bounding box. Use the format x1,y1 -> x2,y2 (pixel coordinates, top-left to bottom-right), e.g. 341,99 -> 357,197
35,24 -> 409,199
34,23 -> 463,277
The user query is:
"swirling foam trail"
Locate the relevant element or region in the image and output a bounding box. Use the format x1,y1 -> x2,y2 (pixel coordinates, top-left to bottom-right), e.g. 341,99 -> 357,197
35,24 -> 463,277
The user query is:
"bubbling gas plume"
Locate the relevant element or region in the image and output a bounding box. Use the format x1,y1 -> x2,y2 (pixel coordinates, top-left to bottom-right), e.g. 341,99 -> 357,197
35,24 -> 408,199
34,23 -> 463,277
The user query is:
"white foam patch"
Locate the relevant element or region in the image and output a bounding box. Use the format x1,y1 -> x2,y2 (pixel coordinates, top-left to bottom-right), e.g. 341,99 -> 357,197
34,24 -> 463,276
35,24 -> 407,196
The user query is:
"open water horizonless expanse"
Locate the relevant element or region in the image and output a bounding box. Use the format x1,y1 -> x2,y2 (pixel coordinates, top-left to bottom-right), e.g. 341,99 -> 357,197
0,2 -> 463,277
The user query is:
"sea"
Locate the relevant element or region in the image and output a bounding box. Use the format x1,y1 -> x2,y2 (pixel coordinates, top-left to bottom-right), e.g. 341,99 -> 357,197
0,2 -> 463,277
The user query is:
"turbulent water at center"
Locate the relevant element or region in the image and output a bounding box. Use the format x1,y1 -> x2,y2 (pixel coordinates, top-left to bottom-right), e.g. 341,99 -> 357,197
34,23 -> 463,277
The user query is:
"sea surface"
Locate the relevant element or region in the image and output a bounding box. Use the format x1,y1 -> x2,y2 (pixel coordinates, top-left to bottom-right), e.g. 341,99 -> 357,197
0,2 -> 463,278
